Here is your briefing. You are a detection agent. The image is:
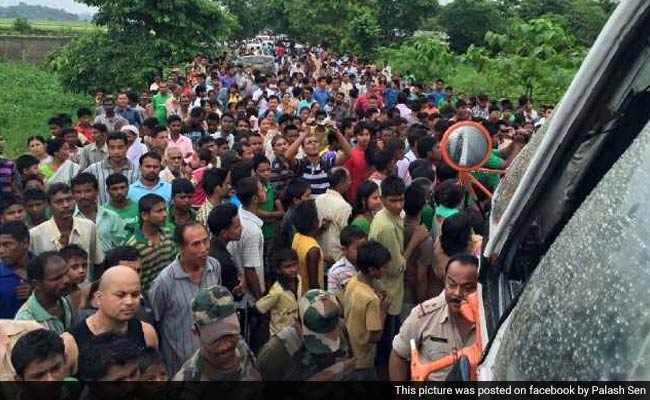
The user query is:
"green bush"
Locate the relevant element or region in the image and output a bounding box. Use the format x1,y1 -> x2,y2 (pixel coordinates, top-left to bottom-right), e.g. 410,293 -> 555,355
48,31 -> 161,94
11,17 -> 32,33
0,61 -> 91,157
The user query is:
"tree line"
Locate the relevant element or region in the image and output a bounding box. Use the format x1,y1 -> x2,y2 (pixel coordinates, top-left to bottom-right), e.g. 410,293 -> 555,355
48,0 -> 617,103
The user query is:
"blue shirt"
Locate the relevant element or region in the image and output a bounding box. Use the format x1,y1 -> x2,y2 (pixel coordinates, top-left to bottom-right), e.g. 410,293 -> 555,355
128,179 -> 172,205
116,106 -> 143,126
0,255 -> 32,319
297,99 -> 316,115
427,90 -> 445,105
229,194 -> 242,208
313,88 -> 330,109
385,88 -> 400,109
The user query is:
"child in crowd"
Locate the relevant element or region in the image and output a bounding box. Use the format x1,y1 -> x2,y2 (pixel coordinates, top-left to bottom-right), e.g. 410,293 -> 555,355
61,244 -> 89,312
23,189 -> 49,228
434,178 -> 464,225
340,240 -> 391,380
292,199 -> 324,295
255,248 -> 302,336
253,155 -> 284,242
0,193 -> 25,224
190,147 -> 214,208
138,347 -> 168,382
327,225 -> 367,293
279,178 -> 312,247
22,174 -> 46,192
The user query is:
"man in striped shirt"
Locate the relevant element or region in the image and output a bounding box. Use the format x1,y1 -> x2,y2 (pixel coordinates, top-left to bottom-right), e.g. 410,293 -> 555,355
84,132 -> 140,205
285,123 -> 352,197
125,194 -> 177,290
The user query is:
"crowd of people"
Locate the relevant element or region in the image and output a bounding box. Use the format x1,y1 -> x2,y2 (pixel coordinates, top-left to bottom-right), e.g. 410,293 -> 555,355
0,43 -> 546,390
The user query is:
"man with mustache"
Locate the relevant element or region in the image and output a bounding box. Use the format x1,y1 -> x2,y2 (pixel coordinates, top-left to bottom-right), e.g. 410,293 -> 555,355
66,266 -> 158,355
128,152 -> 172,205
14,252 -> 73,335
29,183 -> 104,270
149,222 -> 222,376
388,253 -> 478,381
173,285 -> 260,381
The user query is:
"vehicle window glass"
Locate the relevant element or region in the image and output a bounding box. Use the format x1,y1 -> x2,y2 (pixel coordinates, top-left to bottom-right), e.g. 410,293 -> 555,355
492,119 -> 650,380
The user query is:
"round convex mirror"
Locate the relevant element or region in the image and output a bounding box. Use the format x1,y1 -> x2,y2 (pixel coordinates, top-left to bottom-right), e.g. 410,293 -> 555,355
441,121 -> 493,171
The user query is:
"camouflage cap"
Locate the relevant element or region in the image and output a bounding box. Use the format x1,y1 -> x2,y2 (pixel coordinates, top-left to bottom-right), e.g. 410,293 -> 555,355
299,289 -> 341,354
191,285 -> 240,343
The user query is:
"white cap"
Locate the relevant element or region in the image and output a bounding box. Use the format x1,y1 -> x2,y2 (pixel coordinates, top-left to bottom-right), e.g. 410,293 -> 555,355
120,124 -> 139,136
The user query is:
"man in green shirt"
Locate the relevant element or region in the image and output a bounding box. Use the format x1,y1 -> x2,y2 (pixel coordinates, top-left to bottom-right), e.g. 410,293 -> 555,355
165,178 -> 197,235
368,176 -> 406,370
71,172 -> 128,254
152,82 -> 172,126
14,252 -> 73,335
105,173 -> 139,234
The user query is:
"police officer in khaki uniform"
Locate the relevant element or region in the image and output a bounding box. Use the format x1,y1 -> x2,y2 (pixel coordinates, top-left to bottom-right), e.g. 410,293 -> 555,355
389,253 -> 478,381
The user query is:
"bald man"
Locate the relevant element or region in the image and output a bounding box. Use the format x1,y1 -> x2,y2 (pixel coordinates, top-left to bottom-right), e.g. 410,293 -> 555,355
65,266 -> 158,353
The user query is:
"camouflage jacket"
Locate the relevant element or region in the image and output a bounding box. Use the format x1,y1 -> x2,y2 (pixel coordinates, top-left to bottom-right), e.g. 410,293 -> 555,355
172,338 -> 261,381
256,325 -> 356,381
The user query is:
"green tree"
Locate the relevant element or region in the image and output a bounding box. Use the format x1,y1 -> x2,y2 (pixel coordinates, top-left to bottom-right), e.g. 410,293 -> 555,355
378,34 -> 457,84
218,0 -> 289,39
464,18 -> 585,102
49,31 -> 160,93
437,0 -> 504,53
282,0 -> 349,47
50,0 -> 234,93
12,16 -> 31,33
370,0 -> 439,39
343,6 -> 382,58
83,0 -> 234,63
514,0 -> 609,47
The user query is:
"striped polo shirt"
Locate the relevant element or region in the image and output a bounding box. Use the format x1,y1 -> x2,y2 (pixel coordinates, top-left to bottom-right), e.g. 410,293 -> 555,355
125,228 -> 177,290
84,158 -> 140,205
294,157 -> 335,197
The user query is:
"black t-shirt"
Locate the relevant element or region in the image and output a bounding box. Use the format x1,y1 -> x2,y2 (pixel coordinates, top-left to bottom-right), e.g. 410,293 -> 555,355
70,318 -> 146,351
209,238 -> 241,300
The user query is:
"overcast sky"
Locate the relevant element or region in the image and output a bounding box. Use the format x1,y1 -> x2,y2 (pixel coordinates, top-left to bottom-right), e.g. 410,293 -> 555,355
0,0 -> 96,15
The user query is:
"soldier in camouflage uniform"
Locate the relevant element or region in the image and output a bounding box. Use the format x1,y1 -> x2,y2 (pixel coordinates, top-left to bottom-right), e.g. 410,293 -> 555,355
256,289 -> 357,381
173,285 -> 261,381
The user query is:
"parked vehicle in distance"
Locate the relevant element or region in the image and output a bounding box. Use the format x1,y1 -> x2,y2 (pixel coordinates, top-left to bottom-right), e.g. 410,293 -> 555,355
238,55 -> 275,75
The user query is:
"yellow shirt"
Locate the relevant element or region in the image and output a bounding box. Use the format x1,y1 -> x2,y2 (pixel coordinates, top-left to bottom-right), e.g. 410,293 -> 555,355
292,233 -> 324,295
255,277 -> 303,336
340,275 -> 382,369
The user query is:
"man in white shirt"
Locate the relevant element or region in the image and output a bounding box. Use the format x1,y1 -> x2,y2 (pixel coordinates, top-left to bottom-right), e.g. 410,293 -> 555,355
396,126 -> 427,186
315,168 -> 352,264
29,183 -> 103,272
226,177 -> 266,353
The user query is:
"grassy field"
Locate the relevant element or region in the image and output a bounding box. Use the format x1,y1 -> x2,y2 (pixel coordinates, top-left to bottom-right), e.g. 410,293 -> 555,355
0,19 -> 100,36
0,61 -> 92,158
